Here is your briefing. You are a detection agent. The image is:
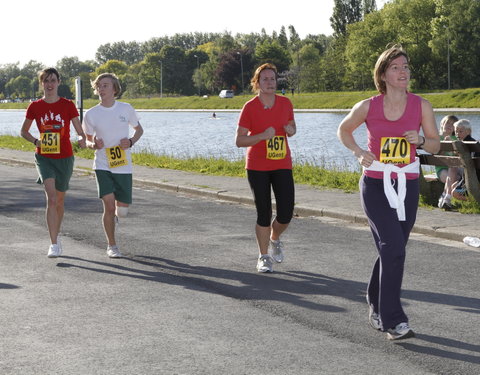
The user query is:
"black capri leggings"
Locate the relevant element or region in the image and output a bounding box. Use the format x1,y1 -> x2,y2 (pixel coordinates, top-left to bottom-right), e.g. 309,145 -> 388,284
247,169 -> 295,227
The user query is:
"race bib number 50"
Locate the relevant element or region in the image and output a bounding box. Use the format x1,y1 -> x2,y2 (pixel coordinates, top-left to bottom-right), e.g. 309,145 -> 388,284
380,137 -> 410,164
266,136 -> 286,160
106,146 -> 128,168
40,132 -> 60,154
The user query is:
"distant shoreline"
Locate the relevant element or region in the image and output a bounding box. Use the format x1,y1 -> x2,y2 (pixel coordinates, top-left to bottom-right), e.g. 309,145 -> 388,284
1,108 -> 480,113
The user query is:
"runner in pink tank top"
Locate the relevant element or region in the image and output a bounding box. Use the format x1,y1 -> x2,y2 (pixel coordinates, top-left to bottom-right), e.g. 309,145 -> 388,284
337,45 -> 440,340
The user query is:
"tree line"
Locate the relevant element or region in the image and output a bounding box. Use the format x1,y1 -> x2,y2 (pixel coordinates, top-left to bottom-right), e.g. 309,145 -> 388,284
1,0 -> 478,102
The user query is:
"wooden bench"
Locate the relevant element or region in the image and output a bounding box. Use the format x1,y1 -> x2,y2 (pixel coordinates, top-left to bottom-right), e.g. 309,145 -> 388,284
417,140 -> 480,204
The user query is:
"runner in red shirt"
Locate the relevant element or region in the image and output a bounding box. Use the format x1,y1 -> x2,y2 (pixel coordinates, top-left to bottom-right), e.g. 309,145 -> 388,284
21,68 -> 86,258
236,63 -> 297,273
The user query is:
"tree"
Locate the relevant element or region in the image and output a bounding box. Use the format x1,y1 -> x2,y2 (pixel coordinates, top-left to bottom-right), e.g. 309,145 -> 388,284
363,0 -> 377,16
5,76 -> 31,98
278,26 -> 289,49
431,0 -> 480,88
95,41 -> 144,65
214,49 -> 254,92
139,53 -> 163,95
94,60 -> 129,77
297,44 -> 324,92
255,40 -> 291,72
330,0 -> 363,36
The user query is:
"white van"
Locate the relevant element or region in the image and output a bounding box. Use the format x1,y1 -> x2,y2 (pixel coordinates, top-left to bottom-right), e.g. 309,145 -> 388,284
219,90 -> 234,98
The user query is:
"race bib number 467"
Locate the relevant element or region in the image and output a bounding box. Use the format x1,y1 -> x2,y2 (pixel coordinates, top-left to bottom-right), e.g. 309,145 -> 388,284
266,136 -> 286,160
380,137 -> 410,164
106,146 -> 128,168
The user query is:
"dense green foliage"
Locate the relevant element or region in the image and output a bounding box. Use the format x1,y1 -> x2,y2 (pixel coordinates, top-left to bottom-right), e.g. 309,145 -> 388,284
1,0 -> 480,102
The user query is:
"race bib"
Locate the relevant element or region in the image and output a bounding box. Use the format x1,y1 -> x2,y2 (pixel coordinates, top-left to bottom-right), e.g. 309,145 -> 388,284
266,136 -> 287,160
106,146 -> 128,168
380,137 -> 410,164
40,132 -> 60,154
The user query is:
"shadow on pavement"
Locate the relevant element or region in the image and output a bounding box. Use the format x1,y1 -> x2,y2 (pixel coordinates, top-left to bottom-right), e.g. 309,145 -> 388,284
56,255 -> 369,313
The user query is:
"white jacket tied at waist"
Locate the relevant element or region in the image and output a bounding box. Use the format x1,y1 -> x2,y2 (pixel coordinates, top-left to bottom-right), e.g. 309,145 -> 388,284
364,158 -> 420,221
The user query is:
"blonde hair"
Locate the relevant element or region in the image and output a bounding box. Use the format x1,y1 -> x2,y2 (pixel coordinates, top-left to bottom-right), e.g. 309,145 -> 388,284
374,45 -> 409,94
250,63 -> 278,94
440,115 -> 458,135
91,73 -> 122,98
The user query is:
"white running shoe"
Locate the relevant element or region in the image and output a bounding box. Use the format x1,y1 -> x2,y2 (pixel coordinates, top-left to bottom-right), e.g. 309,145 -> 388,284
387,322 -> 415,340
47,244 -> 61,258
107,245 -> 123,258
256,255 -> 273,273
366,295 -> 382,330
270,239 -> 285,263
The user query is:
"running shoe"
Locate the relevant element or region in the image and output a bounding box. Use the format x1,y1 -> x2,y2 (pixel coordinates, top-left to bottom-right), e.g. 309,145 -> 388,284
366,295 -> 381,330
47,244 -> 61,258
386,322 -> 415,340
107,245 -> 123,258
270,239 -> 285,263
437,193 -> 446,208
256,255 -> 273,273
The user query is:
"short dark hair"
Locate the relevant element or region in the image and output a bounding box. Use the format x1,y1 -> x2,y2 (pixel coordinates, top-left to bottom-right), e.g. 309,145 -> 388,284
38,67 -> 60,83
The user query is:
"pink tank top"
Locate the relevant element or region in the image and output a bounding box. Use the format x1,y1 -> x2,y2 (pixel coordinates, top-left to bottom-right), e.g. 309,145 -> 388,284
365,93 -> 422,180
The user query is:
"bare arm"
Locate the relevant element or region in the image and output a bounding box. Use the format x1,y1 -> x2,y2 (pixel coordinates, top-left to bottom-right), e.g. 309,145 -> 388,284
284,119 -> 296,137
235,125 -> 275,148
120,123 -> 144,150
419,99 -> 440,154
71,116 -> 86,148
20,118 -> 39,146
402,99 -> 439,154
337,99 -> 376,167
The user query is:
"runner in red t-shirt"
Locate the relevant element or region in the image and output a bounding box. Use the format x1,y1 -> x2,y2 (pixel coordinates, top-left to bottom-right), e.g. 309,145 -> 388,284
20,68 -> 86,258
236,63 -> 297,273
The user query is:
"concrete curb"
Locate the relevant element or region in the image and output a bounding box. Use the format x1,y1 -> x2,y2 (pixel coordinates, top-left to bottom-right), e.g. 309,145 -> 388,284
1,155 -> 476,244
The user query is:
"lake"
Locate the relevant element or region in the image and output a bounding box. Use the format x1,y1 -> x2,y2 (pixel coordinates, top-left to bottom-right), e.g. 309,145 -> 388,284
2,109 -> 479,170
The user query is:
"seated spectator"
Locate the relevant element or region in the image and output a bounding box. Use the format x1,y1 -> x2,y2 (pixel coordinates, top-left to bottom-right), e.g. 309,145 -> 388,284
453,119 -> 480,199
437,115 -> 462,209
455,119 -> 480,156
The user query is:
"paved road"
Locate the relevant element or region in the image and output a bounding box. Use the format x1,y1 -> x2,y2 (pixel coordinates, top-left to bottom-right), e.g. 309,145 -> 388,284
1,163 -> 479,374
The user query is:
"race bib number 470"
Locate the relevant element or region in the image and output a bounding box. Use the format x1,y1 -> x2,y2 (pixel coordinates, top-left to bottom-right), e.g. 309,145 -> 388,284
106,146 -> 128,168
380,137 -> 410,164
40,132 -> 60,154
266,136 -> 286,160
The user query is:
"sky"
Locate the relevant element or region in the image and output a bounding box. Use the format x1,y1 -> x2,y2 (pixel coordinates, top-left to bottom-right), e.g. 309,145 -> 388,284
4,0 -> 388,67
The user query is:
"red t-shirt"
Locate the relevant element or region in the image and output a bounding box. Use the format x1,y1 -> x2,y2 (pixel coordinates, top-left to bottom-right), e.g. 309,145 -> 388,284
238,95 -> 294,171
26,97 -> 79,159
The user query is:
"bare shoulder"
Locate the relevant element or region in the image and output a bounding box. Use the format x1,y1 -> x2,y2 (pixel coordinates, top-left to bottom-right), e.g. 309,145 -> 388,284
349,98 -> 370,118
420,96 -> 433,111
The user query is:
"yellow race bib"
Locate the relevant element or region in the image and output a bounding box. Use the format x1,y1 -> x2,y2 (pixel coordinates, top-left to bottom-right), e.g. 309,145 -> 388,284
380,137 -> 410,164
40,132 -> 60,154
266,136 -> 287,160
106,146 -> 128,168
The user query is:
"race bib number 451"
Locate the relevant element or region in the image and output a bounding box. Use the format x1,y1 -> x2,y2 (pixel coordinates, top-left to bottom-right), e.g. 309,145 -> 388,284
40,132 -> 60,154
266,136 -> 286,160
380,137 -> 410,164
106,146 -> 128,168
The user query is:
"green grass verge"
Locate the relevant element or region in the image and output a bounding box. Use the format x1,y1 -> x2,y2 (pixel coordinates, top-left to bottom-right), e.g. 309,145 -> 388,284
1,135 -> 479,213
2,88 -> 480,111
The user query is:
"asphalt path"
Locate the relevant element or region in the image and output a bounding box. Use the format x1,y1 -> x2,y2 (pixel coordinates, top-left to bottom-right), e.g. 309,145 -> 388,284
1,162 -> 479,375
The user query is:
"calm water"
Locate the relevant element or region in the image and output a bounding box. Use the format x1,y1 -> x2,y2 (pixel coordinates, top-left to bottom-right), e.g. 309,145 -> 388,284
2,109 -> 479,170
